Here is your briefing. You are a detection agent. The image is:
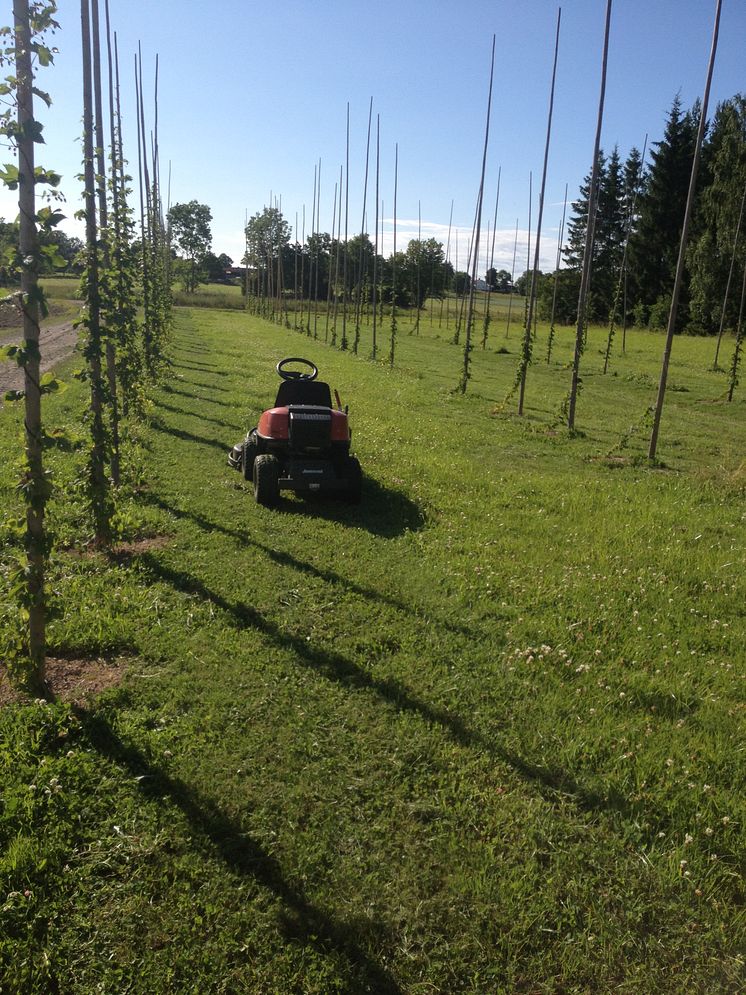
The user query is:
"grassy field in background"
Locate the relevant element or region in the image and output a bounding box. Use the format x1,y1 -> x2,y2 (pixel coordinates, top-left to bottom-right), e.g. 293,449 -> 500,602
0,301 -> 744,993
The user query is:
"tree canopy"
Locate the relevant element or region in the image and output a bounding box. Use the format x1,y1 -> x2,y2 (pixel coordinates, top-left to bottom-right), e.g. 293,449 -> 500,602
167,200 -> 212,293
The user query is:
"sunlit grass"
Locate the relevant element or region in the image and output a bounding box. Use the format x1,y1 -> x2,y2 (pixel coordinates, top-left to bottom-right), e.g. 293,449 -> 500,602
0,304 -> 744,993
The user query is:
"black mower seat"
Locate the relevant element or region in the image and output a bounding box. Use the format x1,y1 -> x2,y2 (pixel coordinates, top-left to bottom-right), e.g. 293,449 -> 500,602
274,379 -> 332,408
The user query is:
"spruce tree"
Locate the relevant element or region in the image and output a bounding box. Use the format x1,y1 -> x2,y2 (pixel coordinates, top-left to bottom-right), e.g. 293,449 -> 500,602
688,95 -> 746,334
627,95 -> 698,324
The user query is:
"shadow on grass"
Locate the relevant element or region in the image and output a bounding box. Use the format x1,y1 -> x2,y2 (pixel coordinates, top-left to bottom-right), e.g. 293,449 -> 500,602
169,374 -> 233,394
133,547 -> 645,828
169,360 -> 225,376
113,533 -> 654,842
138,492 -> 470,637
274,476 -> 426,538
149,415 -> 228,455
127,550 -> 473,750
77,708 -> 402,995
160,383 -> 238,409
155,398 -> 243,433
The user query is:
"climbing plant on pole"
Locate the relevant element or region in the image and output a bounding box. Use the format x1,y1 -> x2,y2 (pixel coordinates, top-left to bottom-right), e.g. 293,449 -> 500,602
0,0 -> 61,692
80,0 -> 112,544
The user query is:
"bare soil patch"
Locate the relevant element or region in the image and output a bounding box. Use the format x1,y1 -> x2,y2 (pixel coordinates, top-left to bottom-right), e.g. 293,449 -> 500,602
0,654 -> 128,707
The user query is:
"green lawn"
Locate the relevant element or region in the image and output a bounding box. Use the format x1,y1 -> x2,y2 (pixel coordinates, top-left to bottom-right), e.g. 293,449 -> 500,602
1,304 -> 744,993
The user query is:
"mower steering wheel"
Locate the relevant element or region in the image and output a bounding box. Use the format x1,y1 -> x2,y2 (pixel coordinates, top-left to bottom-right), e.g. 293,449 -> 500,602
276,357 -> 318,381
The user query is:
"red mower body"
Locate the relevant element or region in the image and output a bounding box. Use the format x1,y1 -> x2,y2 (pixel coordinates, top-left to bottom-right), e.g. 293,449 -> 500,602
257,406 -> 351,443
228,357 -> 362,506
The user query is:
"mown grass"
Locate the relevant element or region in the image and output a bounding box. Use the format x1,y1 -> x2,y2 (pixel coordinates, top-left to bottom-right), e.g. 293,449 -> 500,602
0,302 -> 744,993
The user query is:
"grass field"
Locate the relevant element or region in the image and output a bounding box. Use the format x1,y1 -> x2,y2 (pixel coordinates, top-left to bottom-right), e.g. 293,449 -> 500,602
1,302 -> 744,993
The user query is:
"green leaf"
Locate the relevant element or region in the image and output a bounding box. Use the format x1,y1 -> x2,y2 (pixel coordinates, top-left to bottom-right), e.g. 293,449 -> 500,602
36,206 -> 65,228
0,163 -> 19,189
34,45 -> 53,67
34,167 -> 61,188
32,86 -> 52,108
20,119 -> 45,144
0,344 -> 19,361
40,373 -> 66,395
3,389 -> 24,402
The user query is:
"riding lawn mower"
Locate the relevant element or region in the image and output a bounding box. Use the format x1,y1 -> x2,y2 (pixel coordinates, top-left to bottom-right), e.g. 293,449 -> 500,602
228,357 -> 362,507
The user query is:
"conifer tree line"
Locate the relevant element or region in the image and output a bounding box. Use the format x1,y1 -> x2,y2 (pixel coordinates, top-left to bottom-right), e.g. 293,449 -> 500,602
543,93 -> 746,336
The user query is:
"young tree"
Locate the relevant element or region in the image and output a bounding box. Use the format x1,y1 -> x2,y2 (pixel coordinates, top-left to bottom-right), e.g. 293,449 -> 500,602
168,199 -> 212,292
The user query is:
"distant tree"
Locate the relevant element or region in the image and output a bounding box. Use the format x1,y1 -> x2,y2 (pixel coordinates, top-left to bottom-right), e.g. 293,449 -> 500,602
203,251 -> 233,282
538,268 -> 580,324
0,217 -> 20,283
493,268 -> 512,292
514,269 -> 542,296
453,270 -> 471,296
244,205 -> 291,299
405,237 -> 446,307
167,199 -> 212,292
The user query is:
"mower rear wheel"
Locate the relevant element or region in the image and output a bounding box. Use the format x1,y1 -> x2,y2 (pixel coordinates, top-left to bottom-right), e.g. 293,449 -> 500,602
253,454 -> 280,507
342,457 -> 362,504
242,432 -> 259,480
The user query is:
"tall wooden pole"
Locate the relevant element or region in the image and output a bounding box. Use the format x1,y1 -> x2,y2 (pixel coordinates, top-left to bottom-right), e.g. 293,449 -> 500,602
460,34 -> 496,394
568,0 -> 612,431
518,7 -> 561,414
82,0 -> 111,544
13,0 -> 46,688
372,115 -> 380,359
648,0 -> 721,459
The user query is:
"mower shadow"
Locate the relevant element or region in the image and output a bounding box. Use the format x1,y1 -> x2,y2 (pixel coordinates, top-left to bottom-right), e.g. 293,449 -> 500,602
77,708 -> 402,995
277,475 -> 426,539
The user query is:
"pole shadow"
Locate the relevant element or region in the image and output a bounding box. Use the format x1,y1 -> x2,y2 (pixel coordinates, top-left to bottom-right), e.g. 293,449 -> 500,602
155,398 -> 243,433
76,708 -> 403,994
160,384 -> 237,409
148,415 -> 229,455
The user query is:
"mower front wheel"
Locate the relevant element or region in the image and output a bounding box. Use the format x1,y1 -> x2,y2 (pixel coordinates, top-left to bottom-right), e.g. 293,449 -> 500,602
342,457 -> 362,504
242,432 -> 259,480
253,454 -> 280,507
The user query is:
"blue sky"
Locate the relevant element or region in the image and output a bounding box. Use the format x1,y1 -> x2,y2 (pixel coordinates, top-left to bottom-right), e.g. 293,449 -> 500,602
2,0 -> 744,278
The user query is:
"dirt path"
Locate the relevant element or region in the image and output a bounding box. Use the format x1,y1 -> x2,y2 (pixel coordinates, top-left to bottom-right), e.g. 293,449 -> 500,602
0,319 -> 78,395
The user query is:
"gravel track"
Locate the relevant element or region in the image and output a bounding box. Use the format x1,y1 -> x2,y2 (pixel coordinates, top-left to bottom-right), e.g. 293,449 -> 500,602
0,319 -> 78,395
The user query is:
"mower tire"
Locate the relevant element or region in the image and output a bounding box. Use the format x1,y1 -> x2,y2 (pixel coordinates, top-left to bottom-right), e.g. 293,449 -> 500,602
253,454 -> 280,507
242,431 -> 259,480
342,457 -> 362,504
